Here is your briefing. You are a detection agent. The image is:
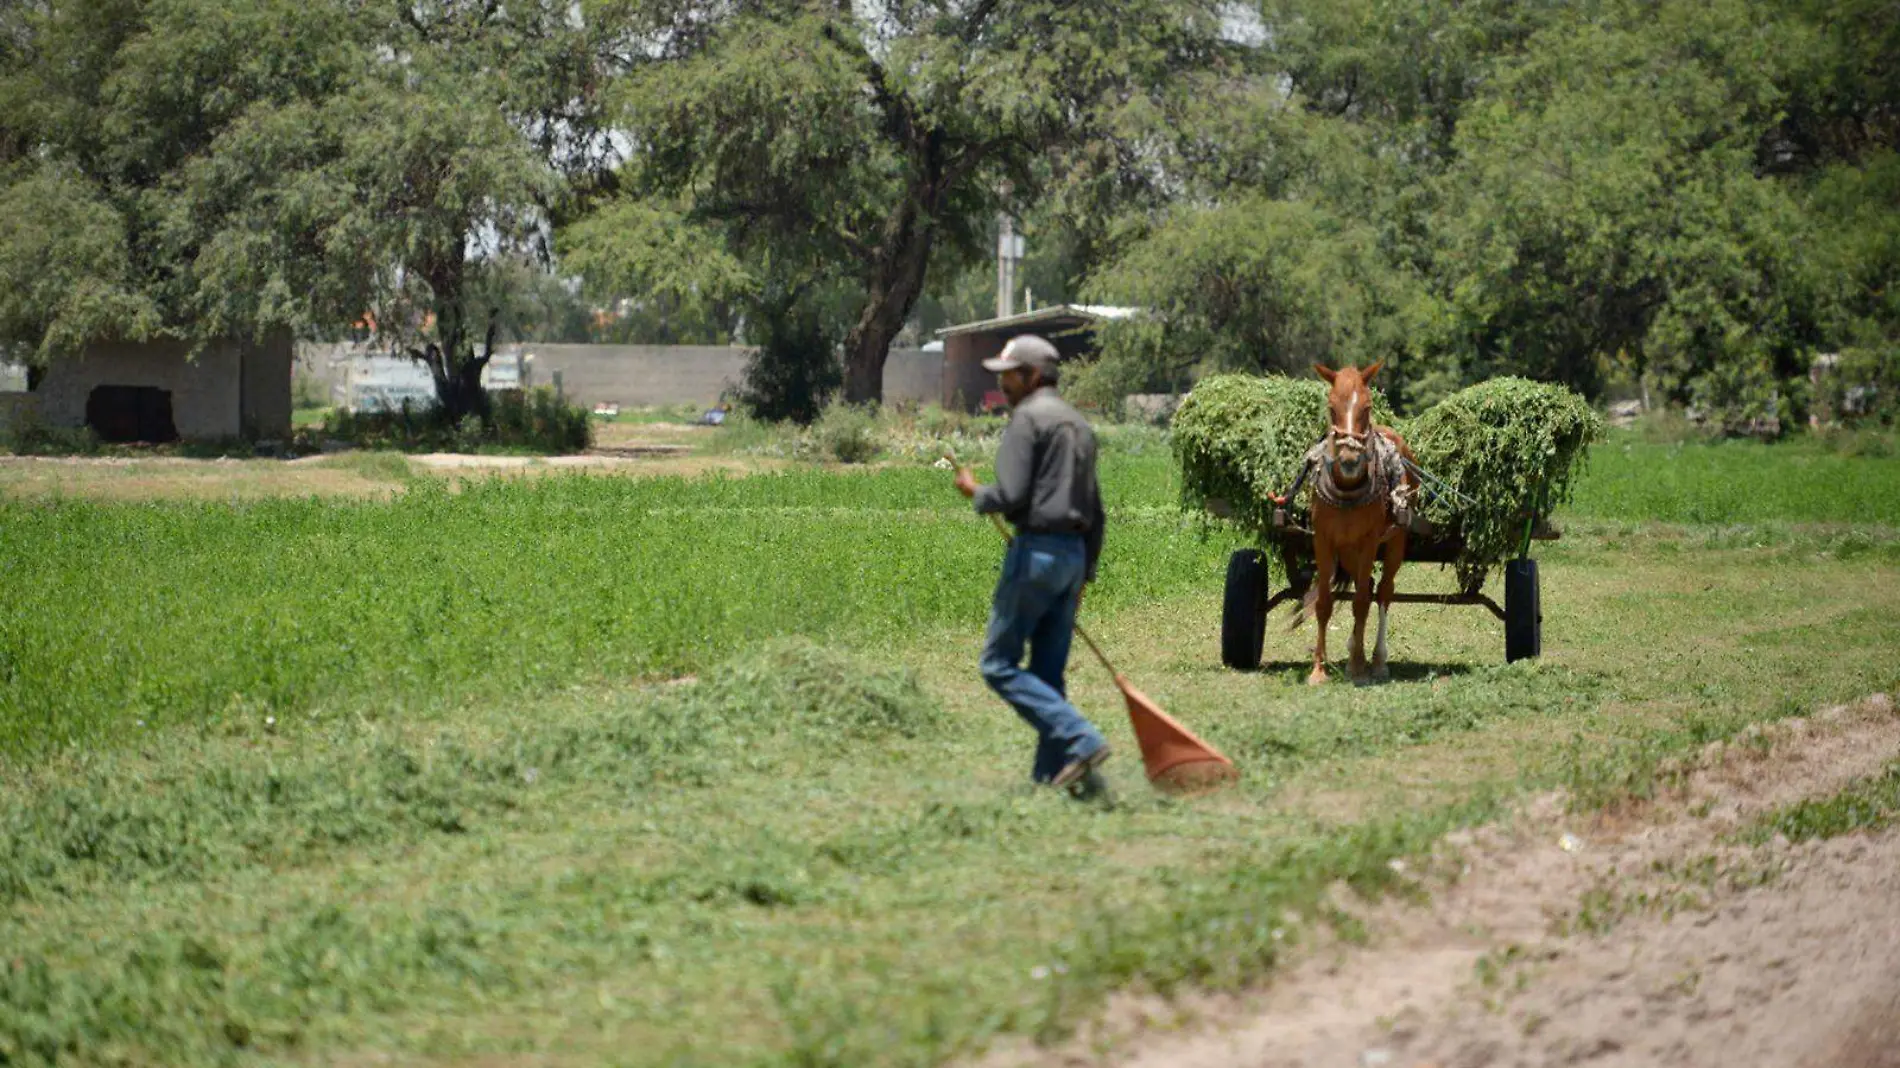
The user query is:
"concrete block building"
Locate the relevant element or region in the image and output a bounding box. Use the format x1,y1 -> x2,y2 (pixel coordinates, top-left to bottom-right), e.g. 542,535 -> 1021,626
2,334 -> 292,443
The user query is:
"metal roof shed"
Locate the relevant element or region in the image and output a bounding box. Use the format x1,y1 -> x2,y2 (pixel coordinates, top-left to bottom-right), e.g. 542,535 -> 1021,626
935,304 -> 1136,411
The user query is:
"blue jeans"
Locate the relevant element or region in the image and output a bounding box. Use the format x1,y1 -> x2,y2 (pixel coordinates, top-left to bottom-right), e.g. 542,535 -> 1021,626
979,533 -> 1107,784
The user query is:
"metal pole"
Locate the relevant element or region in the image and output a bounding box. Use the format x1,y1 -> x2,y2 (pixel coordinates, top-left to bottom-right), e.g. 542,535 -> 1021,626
996,215 -> 1015,320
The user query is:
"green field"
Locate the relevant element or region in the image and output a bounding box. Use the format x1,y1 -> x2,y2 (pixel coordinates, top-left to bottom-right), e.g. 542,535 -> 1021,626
3,430 -> 1899,1066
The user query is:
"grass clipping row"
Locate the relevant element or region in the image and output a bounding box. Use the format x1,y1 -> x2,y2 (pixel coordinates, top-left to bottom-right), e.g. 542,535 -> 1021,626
1174,374 -> 1601,582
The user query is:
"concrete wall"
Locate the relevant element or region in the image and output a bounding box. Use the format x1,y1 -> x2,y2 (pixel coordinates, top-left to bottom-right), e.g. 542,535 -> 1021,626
297,342 -> 944,408
525,344 -> 749,406
36,341 -> 232,439
882,349 -> 941,405
240,331 -> 293,439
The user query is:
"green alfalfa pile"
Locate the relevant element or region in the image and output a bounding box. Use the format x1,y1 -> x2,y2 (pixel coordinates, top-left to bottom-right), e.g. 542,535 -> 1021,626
1173,374 -> 1600,582
1404,377 -> 1602,579
1171,374 -> 1395,535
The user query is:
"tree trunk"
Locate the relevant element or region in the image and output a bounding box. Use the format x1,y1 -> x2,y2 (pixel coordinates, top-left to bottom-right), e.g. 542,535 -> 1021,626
415,242 -> 494,423
842,190 -> 938,406
434,354 -> 492,423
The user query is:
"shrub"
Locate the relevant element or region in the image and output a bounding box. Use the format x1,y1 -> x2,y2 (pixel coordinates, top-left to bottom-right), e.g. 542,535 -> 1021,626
736,301 -> 841,425
1814,346 -> 1899,428
318,387 -> 591,454
1,408 -> 101,456
812,403 -> 881,464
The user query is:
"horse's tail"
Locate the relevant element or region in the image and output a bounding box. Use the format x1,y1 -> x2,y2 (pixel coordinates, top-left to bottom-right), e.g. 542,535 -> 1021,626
1286,571 -> 1351,631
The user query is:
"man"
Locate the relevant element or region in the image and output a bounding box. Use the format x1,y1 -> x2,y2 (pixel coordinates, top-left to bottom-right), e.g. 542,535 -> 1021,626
953,334 -> 1111,792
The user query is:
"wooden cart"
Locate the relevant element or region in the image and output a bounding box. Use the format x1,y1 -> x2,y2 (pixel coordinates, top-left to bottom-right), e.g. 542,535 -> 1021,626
1212,499 -> 1561,671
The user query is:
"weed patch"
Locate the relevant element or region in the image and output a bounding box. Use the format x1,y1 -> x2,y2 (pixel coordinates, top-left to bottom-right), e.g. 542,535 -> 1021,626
1745,763 -> 1900,844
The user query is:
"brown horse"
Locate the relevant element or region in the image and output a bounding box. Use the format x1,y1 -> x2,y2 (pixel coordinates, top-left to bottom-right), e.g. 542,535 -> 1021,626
1299,362 -> 1418,685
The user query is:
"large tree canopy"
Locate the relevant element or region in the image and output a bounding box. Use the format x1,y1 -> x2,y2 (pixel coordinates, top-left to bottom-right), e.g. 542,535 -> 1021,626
0,0 -> 603,420
2,0 -> 1894,430
565,0 -> 1235,409
1081,0 -> 1900,428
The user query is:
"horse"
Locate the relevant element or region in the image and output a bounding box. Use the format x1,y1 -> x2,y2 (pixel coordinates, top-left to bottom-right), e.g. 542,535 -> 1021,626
1293,361 -> 1418,685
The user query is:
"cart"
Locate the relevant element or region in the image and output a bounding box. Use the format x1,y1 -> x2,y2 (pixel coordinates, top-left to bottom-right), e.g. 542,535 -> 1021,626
1209,475 -> 1561,671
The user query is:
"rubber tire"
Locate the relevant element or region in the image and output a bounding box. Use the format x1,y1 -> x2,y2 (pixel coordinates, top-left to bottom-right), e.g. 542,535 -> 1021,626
1504,558 -> 1542,663
1221,549 -> 1270,670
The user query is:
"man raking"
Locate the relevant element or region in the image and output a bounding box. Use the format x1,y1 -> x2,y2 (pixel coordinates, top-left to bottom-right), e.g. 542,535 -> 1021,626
952,335 -> 1112,795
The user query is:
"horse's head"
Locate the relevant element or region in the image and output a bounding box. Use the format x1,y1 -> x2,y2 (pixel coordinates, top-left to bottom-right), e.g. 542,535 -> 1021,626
1314,361 -> 1382,485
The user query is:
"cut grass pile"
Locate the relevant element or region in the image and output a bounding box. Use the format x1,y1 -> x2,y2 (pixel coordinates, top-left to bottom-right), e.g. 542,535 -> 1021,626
0,632 -> 1546,1067
1405,379 -> 1601,582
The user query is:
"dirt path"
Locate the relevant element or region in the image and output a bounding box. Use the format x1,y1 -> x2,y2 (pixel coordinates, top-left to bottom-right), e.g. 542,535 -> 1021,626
991,695 -> 1900,1068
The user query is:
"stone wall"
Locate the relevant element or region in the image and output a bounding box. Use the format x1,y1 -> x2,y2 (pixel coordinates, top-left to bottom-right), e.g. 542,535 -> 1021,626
526,344 -> 749,406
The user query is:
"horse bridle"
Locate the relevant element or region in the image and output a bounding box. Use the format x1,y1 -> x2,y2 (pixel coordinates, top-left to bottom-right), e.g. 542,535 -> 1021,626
1325,419 -> 1372,484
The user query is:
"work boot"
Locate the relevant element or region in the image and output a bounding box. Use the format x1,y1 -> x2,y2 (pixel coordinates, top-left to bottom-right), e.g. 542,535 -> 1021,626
1065,766 -> 1112,804
1050,742 -> 1111,790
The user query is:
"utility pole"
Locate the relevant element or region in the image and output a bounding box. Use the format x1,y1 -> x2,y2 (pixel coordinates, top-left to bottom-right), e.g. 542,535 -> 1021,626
996,215 -> 1023,320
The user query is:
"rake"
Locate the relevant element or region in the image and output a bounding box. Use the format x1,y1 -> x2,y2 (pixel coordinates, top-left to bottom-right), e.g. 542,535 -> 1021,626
948,454 -> 1238,793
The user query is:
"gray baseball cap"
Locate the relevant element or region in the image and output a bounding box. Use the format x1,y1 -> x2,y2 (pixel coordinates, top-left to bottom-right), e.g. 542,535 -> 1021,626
981,334 -> 1060,374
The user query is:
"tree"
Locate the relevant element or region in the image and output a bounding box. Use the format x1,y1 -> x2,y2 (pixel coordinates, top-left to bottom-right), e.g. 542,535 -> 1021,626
570,0 -> 1234,409
0,0 -> 354,368
1426,0 -> 1829,427
0,0 -> 606,423
1080,0 -> 1895,428
1081,195 -> 1423,409
1069,0 -> 1543,411
170,0 -> 599,421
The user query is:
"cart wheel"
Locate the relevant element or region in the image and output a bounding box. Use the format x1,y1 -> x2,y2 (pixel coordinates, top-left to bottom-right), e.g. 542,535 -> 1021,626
1221,549 -> 1269,670
1505,559 -> 1542,662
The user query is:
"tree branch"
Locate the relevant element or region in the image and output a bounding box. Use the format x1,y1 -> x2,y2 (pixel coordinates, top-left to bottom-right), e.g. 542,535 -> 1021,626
481,309 -> 500,363
958,0 -> 1000,43
819,18 -> 920,150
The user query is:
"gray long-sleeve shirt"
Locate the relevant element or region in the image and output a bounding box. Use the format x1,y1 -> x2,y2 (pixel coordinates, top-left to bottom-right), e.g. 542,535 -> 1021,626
972,386 -> 1106,581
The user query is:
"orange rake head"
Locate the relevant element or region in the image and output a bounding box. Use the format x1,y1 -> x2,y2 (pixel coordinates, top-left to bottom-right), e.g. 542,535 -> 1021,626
1113,675 -> 1239,795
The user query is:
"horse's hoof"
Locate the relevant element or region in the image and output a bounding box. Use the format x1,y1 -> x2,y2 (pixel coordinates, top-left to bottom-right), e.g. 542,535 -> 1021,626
1307,670 -> 1328,687
1372,662 -> 1391,682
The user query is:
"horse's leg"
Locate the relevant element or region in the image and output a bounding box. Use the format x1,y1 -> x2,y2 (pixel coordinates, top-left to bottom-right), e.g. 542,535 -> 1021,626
1348,551 -> 1373,681
1373,533 -> 1405,681
1309,538 -> 1336,686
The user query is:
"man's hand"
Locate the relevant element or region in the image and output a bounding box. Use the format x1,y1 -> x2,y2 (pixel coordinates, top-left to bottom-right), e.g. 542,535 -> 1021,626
953,466 -> 978,499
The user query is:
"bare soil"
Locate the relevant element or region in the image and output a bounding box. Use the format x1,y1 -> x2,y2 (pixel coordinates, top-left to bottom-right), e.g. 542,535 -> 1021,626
987,694 -> 1900,1068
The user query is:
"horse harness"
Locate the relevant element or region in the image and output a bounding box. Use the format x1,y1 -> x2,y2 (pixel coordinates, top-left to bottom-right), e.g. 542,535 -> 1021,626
1292,429 -> 1414,525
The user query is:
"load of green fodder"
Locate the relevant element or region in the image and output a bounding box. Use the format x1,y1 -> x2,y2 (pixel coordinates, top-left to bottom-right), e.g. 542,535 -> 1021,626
1173,373 -> 1599,583
1171,374 -> 1394,534
1402,377 -> 1602,582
